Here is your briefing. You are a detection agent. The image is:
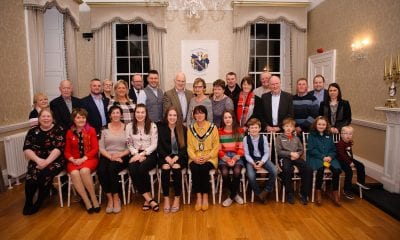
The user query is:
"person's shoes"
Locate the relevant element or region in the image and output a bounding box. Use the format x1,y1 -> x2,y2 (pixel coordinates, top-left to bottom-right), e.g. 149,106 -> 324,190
113,200 -> 121,213
87,207 -> 95,214
201,203 -> 209,211
356,182 -> 370,190
142,203 -> 151,211
163,206 -> 171,213
300,194 -> 308,205
258,191 -> 268,204
233,195 -> 244,205
149,199 -> 159,212
344,191 -> 355,200
23,201 -> 34,216
106,207 -> 113,214
332,191 -> 341,207
93,206 -> 101,213
171,206 -> 180,213
195,203 -> 202,211
315,190 -> 322,206
222,197 -> 233,207
287,193 -> 295,204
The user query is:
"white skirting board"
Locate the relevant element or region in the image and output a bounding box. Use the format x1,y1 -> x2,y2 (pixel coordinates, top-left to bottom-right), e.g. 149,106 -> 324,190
354,154 -> 384,183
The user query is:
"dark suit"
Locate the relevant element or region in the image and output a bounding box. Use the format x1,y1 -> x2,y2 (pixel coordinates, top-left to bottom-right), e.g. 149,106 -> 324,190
81,94 -> 110,135
50,95 -> 81,131
254,91 -> 294,130
128,88 -> 137,103
163,88 -> 193,123
319,99 -> 352,131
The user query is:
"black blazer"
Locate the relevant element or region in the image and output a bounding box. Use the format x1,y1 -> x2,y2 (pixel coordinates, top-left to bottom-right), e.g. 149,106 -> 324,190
81,94 -> 110,135
157,123 -> 188,168
319,99 -> 352,131
50,95 -> 81,131
128,88 -> 137,103
254,91 -> 294,130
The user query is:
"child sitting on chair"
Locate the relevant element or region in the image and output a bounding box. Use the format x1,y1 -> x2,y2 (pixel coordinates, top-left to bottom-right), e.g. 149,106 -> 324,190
275,117 -> 312,205
243,118 -> 277,204
336,125 -> 370,200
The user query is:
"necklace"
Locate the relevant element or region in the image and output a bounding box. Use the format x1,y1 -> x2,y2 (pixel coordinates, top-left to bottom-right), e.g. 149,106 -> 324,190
190,123 -> 215,151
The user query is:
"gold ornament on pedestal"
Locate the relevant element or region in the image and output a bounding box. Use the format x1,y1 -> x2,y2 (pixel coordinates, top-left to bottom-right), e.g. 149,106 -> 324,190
384,55 -> 400,108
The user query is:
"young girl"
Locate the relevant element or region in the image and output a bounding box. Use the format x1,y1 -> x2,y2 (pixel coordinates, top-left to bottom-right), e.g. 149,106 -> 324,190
336,126 -> 369,199
218,110 -> 245,207
306,116 -> 341,206
275,117 -> 312,205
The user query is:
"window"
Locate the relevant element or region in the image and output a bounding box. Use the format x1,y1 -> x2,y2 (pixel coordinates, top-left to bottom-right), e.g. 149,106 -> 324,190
249,23 -> 281,88
114,23 -> 150,87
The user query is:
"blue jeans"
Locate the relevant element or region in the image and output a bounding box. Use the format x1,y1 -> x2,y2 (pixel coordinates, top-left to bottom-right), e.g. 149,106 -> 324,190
246,161 -> 277,195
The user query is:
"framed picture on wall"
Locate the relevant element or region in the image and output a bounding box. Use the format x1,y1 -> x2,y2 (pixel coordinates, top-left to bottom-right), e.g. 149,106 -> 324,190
181,40 -> 219,83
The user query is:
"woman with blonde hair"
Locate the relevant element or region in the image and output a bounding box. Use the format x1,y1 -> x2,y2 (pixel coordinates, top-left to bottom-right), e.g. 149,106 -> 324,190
108,80 -> 136,124
29,92 -> 49,127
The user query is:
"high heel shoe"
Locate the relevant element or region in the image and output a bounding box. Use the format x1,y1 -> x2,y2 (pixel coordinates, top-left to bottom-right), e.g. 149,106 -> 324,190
113,200 -> 121,214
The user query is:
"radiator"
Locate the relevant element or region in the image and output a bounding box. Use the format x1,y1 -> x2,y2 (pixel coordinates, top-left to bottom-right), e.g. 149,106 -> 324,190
4,131 -> 28,189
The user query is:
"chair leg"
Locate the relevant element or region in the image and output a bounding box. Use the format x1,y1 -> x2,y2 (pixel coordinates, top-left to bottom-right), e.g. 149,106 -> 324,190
67,175 -> 72,207
127,177 -> 132,204
210,174 -> 216,205
121,174 -> 127,205
282,185 -> 286,203
241,172 -> 247,204
181,170 -> 186,204
275,179 -> 279,202
57,176 -> 64,207
311,171 -> 316,203
359,186 -> 363,199
157,171 -> 161,203
187,172 -> 192,204
218,175 -> 223,204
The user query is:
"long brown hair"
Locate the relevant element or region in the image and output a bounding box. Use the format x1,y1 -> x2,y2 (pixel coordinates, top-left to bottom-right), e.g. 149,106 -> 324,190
311,116 -> 331,135
164,106 -> 186,148
131,104 -> 152,134
220,109 -> 241,141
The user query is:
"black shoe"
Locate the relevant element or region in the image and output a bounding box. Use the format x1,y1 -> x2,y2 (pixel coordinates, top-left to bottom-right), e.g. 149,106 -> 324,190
23,202 -> 33,215
87,207 -> 95,214
287,194 -> 295,204
344,191 -> 355,200
93,206 -> 101,213
258,191 -> 268,204
300,194 -> 308,205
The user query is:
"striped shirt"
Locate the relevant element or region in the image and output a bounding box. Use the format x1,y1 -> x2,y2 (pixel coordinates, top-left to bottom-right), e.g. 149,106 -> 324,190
218,128 -> 245,159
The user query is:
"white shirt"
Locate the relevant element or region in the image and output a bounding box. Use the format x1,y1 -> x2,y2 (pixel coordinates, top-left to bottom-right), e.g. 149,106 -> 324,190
271,92 -> 281,126
135,89 -> 147,105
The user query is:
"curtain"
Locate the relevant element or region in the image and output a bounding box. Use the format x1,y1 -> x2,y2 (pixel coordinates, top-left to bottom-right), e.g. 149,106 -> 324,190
291,26 -> 307,92
94,23 -> 113,80
148,25 -> 165,85
26,9 -> 44,93
64,15 -> 78,93
281,23 -> 292,93
233,25 -> 251,81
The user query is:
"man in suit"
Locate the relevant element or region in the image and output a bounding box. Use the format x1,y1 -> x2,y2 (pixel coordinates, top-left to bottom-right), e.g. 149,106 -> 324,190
163,72 -> 193,125
50,79 -> 81,131
309,74 -> 329,107
255,76 -> 294,133
81,78 -> 109,136
144,70 -> 163,123
128,74 -> 146,104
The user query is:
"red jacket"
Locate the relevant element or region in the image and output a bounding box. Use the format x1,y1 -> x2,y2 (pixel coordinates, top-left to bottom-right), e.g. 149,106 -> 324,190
64,126 -> 99,161
335,139 -> 353,165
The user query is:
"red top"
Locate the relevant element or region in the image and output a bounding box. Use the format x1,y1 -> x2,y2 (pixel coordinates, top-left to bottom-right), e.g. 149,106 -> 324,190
218,127 -> 245,159
335,139 -> 353,165
65,126 -> 99,173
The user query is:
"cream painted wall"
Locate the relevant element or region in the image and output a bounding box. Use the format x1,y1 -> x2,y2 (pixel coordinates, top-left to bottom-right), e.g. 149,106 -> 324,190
307,0 -> 400,168
0,0 -> 31,126
308,0 -> 400,123
164,10 -> 234,93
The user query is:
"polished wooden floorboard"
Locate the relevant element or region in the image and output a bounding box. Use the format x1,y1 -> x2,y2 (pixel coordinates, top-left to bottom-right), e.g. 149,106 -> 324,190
0,184 -> 399,240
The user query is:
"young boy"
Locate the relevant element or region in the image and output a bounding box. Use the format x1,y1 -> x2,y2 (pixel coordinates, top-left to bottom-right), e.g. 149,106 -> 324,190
275,118 -> 312,205
243,118 -> 277,203
336,126 -> 370,199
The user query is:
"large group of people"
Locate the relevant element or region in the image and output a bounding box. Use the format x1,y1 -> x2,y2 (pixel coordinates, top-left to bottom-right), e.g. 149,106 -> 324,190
22,70 -> 370,216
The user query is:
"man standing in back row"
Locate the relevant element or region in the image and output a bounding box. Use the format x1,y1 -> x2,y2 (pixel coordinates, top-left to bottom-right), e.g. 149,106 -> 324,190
309,74 -> 329,107
163,72 -> 193,125
224,72 -> 241,112
144,70 -> 164,124
50,79 -> 81,131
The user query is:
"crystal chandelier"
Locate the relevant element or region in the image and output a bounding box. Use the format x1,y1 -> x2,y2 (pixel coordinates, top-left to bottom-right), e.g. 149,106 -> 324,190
163,0 -> 228,19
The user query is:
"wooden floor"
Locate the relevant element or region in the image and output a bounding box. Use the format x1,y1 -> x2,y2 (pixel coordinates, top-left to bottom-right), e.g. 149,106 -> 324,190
0,184 -> 399,240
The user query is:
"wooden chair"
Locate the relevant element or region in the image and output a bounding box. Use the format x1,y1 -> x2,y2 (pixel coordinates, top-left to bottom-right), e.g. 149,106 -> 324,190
217,168 -> 247,204
67,171 -> 102,207
187,168 -> 217,205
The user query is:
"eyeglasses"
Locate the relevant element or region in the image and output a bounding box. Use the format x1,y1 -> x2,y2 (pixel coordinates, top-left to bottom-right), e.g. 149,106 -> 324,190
194,85 -> 204,89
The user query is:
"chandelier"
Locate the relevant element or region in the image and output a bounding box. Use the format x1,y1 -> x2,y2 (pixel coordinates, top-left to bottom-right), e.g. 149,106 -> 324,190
148,0 -> 228,19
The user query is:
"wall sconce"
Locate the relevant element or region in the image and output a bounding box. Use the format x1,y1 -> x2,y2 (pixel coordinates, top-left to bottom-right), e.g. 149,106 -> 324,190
351,38 -> 369,61
82,32 -> 93,41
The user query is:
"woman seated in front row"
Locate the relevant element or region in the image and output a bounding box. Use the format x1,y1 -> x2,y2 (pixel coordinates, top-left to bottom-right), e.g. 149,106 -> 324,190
64,108 -> 100,213
23,108 -> 65,215
218,109 -> 245,207
126,104 -> 159,212
157,106 -> 188,213
187,105 -> 219,211
98,105 -> 130,214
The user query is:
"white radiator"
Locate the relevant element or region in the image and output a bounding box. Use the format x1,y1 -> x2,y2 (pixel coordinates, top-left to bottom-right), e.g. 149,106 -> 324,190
4,131 -> 28,189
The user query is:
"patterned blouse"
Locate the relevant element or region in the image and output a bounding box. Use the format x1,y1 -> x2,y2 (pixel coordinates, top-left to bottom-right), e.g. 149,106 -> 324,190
126,122 -> 158,156
108,99 -> 136,125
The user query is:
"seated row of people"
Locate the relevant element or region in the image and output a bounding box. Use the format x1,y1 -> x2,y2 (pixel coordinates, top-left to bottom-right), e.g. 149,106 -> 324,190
22,103 -> 366,216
